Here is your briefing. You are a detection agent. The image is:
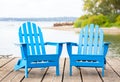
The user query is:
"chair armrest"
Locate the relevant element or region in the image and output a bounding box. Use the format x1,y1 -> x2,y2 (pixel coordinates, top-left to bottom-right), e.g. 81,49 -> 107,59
66,42 -> 78,46
104,42 -> 111,56
44,42 -> 64,46
66,42 -> 78,56
14,43 -> 26,46
14,43 -> 27,59
104,42 -> 111,45
45,42 -> 64,56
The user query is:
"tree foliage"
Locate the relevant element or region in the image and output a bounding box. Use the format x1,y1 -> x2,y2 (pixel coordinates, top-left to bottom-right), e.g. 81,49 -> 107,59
73,0 -> 120,28
83,0 -> 120,15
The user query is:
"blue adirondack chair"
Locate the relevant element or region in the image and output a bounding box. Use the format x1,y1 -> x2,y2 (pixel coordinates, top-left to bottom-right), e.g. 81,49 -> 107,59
14,22 -> 63,78
66,24 -> 110,77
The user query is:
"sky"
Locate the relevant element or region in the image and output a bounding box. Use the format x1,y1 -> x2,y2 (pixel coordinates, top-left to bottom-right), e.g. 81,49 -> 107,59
0,0 -> 84,18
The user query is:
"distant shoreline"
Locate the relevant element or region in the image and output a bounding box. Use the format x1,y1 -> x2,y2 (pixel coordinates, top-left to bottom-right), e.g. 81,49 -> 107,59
44,26 -> 120,35
0,17 -> 77,22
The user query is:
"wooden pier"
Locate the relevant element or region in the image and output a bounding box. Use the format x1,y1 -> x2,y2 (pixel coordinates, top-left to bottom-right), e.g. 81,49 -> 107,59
0,57 -> 120,82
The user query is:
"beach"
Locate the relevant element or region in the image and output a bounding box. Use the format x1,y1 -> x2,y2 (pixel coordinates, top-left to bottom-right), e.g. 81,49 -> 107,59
46,26 -> 120,35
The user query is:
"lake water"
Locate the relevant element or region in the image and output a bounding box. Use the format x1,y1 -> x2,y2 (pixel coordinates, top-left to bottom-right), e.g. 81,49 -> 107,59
0,21 -> 120,57
104,34 -> 120,57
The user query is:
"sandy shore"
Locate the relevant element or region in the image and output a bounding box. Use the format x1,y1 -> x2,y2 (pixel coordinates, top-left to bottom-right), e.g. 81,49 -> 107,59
44,26 -> 120,35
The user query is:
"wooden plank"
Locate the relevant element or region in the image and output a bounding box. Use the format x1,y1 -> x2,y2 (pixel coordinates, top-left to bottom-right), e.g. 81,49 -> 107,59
97,58 -> 120,82
118,57 -> 120,60
117,57 -> 120,61
0,69 -> 23,82
0,57 -> 14,67
1,57 -> 120,82
0,58 -> 18,81
81,67 -> 102,82
8,69 -> 26,82
1,58 -> 27,82
22,68 -> 47,82
107,57 -> 120,77
63,58 -> 82,82
42,58 -> 65,82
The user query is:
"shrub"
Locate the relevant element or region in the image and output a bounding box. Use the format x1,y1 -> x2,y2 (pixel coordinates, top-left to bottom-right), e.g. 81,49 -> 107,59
74,19 -> 82,28
107,14 -> 119,23
79,15 -> 89,20
74,14 -> 119,28
74,14 -> 91,28
103,22 -> 112,27
113,15 -> 120,27
81,19 -> 89,27
115,22 -> 120,27
116,15 -> 120,22
87,14 -> 109,26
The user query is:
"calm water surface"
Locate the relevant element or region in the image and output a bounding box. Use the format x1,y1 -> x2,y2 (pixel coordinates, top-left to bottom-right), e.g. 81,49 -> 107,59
104,34 -> 120,57
0,22 -> 78,57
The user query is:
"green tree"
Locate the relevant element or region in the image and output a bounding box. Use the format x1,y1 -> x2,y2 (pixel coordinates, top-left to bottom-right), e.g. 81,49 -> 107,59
109,0 -> 120,14
74,0 -> 120,28
83,0 -> 99,14
83,0 -> 120,15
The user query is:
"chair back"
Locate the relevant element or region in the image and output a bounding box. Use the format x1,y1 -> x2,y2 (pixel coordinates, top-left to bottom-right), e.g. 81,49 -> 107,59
78,24 -> 104,55
19,22 -> 46,58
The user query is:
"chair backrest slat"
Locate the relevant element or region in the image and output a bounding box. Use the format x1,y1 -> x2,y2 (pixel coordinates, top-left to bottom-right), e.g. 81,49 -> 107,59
83,26 -> 88,54
93,25 -> 99,54
78,24 -> 103,55
88,24 -> 94,54
32,23 -> 41,55
78,29 -> 83,54
99,29 -> 104,55
27,22 -> 36,55
38,27 -> 46,55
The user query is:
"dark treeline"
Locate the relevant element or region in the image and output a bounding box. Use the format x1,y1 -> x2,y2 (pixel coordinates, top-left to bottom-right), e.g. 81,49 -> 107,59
0,17 -> 77,22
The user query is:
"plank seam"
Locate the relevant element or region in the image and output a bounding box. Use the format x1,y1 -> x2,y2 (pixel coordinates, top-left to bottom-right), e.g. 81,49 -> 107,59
8,70 -> 21,82
20,68 -> 32,82
0,57 -> 15,68
107,61 -> 120,78
61,58 -> 66,82
40,67 -> 49,82
0,69 -> 14,82
79,68 -> 83,82
96,68 -> 104,82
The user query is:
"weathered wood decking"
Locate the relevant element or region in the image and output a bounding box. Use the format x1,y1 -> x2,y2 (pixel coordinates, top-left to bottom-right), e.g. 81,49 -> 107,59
0,57 -> 120,82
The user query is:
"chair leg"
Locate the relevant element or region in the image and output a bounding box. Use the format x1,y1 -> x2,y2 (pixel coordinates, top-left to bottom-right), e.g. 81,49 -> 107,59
102,67 -> 104,77
14,59 -> 25,71
25,61 -> 28,78
104,58 -> 106,64
70,66 -> 72,76
104,58 -> 107,70
56,66 -> 60,76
